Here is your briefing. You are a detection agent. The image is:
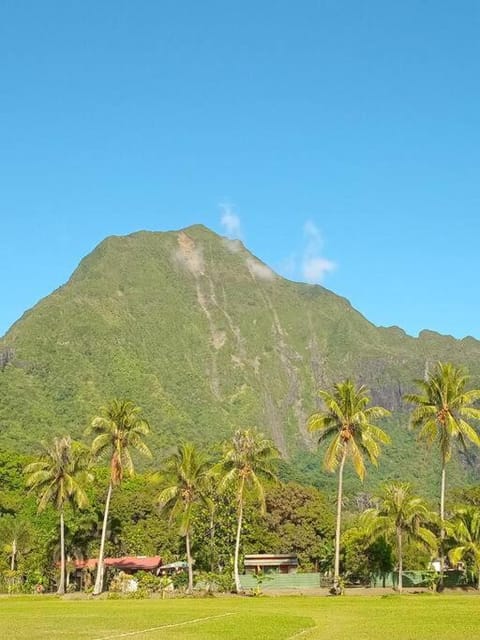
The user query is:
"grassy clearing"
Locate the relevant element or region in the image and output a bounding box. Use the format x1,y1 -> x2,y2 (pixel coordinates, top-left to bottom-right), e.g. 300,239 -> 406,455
3,594 -> 480,640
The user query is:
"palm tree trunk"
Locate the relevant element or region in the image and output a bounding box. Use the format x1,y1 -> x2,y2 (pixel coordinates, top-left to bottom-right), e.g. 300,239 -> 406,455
66,555 -> 73,590
438,462 -> 446,590
396,526 -> 403,593
185,530 -> 193,594
57,510 -> 66,595
10,538 -> 16,572
209,506 -> 215,573
333,447 -> 347,594
233,479 -> 245,593
93,482 -> 113,595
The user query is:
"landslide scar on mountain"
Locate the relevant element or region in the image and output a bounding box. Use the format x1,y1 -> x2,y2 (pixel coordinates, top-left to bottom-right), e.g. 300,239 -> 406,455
175,232 -> 220,397
176,231 -> 205,275
254,287 -> 307,450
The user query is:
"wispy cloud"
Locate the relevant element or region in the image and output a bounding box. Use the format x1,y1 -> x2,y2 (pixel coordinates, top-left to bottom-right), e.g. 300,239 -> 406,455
303,256 -> 336,282
246,257 -> 276,281
301,220 -> 335,283
220,204 -> 242,239
223,238 -> 243,253
218,206 -> 332,285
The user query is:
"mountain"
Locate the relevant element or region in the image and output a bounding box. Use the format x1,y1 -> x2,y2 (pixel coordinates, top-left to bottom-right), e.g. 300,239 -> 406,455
1,224 -> 480,493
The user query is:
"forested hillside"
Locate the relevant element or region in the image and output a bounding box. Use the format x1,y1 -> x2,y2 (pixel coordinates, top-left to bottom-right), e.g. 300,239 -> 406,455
2,224 -> 480,492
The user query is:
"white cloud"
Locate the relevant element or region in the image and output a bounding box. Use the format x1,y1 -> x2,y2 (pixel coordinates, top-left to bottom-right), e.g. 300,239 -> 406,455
301,220 -> 336,283
222,238 -> 243,253
220,204 -> 242,239
246,257 -> 276,281
303,256 -> 336,281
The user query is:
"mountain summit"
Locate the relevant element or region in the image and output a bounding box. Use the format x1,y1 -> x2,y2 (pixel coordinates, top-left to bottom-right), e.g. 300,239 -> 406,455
2,225 -> 480,487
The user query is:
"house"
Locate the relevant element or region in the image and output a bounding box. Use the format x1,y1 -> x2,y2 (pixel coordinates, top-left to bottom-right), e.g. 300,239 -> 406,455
70,556 -> 163,590
73,555 -> 162,574
158,561 -> 189,575
244,554 -> 298,575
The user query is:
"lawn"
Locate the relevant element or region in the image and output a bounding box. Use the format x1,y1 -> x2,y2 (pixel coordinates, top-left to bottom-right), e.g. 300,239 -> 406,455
4,593 -> 480,639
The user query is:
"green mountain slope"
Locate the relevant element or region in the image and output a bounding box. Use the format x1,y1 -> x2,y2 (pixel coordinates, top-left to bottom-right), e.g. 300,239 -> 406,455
1,225 -> 480,493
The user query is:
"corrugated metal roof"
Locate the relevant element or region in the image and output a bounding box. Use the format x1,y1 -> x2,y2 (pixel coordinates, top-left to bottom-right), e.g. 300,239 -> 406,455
73,556 -> 162,571
244,554 -> 298,566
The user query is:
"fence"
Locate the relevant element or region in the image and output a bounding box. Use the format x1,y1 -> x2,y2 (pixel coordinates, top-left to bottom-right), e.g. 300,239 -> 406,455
370,570 -> 468,589
240,569 -> 471,591
240,572 -> 323,591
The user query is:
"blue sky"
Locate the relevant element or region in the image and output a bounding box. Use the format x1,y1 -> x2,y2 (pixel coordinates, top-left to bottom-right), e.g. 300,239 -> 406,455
1,1 -> 480,338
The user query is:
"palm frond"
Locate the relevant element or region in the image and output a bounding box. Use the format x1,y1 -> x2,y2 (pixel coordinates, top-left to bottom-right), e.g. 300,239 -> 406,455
323,434 -> 343,473
24,436 -> 91,515
87,399 -> 151,486
310,379 -> 389,481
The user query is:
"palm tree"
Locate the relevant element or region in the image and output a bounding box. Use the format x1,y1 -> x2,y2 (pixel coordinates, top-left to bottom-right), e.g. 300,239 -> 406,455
158,443 -> 211,593
214,429 -> 279,592
24,436 -> 90,594
86,399 -> 151,595
405,362 -> 480,588
307,379 -> 390,594
0,515 -> 32,572
362,482 -> 437,592
447,506 -> 480,589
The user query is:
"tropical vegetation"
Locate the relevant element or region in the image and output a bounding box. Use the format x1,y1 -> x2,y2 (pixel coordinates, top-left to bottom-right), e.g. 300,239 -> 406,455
158,443 -> 211,593
3,229 -> 480,596
362,482 -> 437,592
447,506 -> 480,589
307,380 -> 390,593
214,429 -> 280,592
3,225 -> 480,496
24,436 -> 90,594
0,361 -> 479,595
405,362 -> 480,587
86,399 -> 151,594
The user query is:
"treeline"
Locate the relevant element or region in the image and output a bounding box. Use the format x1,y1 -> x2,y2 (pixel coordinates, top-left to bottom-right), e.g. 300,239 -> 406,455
0,447 -> 334,594
2,361 -> 480,595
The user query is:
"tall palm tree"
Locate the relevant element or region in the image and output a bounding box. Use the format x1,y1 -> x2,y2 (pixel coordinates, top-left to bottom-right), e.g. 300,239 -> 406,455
158,443 -> 211,593
307,379 -> 390,594
362,482 -> 437,592
405,362 -> 480,588
86,399 -> 151,595
24,436 -> 90,594
447,506 -> 480,590
214,429 -> 279,592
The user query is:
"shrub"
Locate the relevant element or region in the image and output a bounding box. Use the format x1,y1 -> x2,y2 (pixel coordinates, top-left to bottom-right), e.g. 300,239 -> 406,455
195,570 -> 235,593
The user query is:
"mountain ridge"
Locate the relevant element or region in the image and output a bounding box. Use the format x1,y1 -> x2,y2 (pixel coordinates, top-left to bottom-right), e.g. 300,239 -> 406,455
1,225 -> 480,492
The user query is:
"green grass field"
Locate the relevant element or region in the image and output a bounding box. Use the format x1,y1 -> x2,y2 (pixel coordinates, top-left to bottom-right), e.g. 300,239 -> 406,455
4,594 -> 480,640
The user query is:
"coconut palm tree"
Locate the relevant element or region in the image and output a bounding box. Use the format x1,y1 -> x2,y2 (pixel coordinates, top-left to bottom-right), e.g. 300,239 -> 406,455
214,429 -> 279,592
362,482 -> 437,592
87,399 -> 151,595
0,515 -> 32,572
307,379 -> 390,594
405,362 -> 480,588
24,436 -> 90,594
158,443 -> 211,593
447,506 -> 480,589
